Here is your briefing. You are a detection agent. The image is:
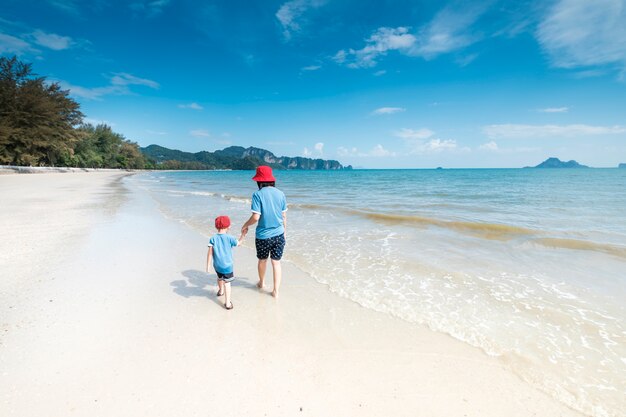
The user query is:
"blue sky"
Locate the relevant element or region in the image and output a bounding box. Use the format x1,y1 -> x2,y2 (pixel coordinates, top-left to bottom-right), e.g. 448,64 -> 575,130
1,0 -> 625,168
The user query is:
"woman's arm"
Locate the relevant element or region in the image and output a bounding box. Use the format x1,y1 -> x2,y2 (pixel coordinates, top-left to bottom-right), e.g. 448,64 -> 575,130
241,213 -> 260,236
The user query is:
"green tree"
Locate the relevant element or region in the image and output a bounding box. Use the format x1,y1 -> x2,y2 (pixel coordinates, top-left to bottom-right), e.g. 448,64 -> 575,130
74,124 -> 146,169
118,141 -> 146,169
0,56 -> 83,165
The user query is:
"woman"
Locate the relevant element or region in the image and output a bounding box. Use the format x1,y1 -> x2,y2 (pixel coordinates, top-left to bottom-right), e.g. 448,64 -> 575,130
241,166 -> 287,298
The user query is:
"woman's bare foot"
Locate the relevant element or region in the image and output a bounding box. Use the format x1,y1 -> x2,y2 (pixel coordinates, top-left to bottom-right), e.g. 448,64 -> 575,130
256,280 -> 264,289
271,290 -> 279,299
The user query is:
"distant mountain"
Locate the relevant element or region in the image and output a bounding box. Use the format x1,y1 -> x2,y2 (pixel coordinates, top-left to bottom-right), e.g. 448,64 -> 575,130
141,145 -> 351,171
526,157 -> 589,169
619,163 -> 626,169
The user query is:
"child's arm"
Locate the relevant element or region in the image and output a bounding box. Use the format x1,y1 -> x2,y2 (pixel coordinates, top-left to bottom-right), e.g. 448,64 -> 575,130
206,246 -> 213,273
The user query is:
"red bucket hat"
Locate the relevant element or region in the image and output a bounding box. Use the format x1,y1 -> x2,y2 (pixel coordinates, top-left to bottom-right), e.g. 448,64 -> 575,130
252,165 -> 276,182
215,215 -> 231,229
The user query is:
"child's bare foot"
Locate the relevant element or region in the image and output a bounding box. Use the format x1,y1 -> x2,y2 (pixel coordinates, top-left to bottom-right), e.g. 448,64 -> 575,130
256,281 -> 264,289
271,290 -> 279,299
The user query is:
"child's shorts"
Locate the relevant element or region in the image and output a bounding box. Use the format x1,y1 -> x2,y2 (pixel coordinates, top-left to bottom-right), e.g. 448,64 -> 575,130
217,272 -> 234,283
255,234 -> 286,260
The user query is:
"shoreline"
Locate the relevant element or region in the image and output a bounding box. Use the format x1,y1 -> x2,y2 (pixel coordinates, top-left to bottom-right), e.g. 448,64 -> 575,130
0,165 -> 140,175
0,172 -> 586,416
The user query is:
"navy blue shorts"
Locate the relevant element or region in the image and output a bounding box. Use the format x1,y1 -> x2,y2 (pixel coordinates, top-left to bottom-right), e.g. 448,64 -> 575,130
217,271 -> 234,283
255,234 -> 286,260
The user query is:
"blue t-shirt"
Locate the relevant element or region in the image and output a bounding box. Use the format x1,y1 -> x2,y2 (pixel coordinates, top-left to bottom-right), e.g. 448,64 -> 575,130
251,186 -> 287,239
208,233 -> 239,274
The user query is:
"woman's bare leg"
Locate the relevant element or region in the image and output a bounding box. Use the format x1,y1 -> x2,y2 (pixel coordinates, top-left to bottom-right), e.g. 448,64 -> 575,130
271,259 -> 281,298
257,258 -> 268,289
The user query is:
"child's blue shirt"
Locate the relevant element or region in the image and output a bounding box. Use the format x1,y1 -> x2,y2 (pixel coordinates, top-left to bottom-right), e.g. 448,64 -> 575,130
208,233 -> 238,274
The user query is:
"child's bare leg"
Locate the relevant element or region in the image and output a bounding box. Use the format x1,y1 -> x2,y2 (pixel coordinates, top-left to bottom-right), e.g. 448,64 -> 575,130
224,282 -> 232,309
217,279 -> 224,296
257,259 -> 268,289
270,259 -> 282,298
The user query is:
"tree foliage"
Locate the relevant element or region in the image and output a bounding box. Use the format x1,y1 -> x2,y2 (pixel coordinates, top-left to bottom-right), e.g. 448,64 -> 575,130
72,124 -> 146,169
0,56 -> 146,169
0,56 -> 83,165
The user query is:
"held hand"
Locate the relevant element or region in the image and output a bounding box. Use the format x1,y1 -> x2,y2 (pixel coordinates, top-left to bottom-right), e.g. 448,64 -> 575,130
241,225 -> 248,235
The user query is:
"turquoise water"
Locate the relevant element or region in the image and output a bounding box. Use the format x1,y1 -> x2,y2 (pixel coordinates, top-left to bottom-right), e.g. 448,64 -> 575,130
132,169 -> 626,417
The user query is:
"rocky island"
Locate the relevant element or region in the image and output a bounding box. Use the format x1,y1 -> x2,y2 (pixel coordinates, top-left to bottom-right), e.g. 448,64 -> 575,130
526,157 -> 589,169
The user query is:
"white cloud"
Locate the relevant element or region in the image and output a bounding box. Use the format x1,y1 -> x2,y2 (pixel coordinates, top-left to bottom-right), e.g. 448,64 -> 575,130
301,64 -> 321,71
333,49 -> 347,64
59,72 -> 159,100
337,146 -> 358,157
47,0 -> 81,16
334,27 -> 416,68
58,82 -> 122,100
242,53 -> 256,66
146,130 -> 167,135
421,138 -> 458,152
456,53 -> 478,67
129,0 -> 171,16
110,73 -> 159,89
335,6 -> 486,68
407,6 -> 485,59
479,141 -> 499,151
478,142 -> 542,154
0,33 -> 37,55
337,145 -> 396,157
301,142 -> 323,157
538,107 -> 569,113
276,0 -> 326,40
372,107 -> 406,115
31,30 -> 73,50
190,129 -> 210,138
394,128 -> 461,154
394,128 -> 434,140
1,28 -> 76,56
484,124 -> 626,139
571,69 -> 609,79
178,102 -> 204,110
537,0 -> 626,73
369,144 -> 395,157
373,70 -> 387,76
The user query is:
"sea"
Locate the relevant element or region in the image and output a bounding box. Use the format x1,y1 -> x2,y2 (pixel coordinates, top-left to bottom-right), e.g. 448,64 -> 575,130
132,168 -> 626,417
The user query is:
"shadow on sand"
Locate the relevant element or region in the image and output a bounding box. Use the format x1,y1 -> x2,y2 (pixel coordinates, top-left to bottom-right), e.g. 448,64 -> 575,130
170,270 -> 259,307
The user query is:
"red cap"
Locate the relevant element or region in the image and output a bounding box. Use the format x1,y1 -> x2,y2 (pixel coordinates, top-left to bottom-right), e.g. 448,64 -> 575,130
215,215 -> 231,229
252,165 -> 276,182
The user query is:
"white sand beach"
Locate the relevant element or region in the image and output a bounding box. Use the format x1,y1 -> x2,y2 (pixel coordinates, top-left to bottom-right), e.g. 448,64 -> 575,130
0,172 -> 585,417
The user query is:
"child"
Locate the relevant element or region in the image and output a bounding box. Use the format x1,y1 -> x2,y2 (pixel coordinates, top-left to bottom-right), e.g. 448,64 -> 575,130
206,215 -> 245,310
